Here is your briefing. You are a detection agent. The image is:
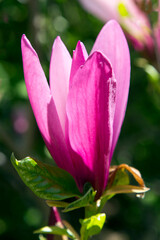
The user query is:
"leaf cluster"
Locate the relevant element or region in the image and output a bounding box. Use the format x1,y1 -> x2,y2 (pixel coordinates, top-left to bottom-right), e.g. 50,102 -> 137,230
11,154 -> 149,240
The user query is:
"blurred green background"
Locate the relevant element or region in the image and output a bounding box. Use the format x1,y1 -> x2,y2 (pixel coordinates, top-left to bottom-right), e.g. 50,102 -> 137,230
0,0 -> 160,239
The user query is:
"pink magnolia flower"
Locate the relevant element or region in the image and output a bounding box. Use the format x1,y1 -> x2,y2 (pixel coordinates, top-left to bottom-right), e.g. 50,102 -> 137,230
21,20 -> 130,197
78,0 -> 153,52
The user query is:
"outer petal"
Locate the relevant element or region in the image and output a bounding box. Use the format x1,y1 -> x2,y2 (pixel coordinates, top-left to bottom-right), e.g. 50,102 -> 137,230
65,41 -> 88,190
21,35 -> 74,175
49,36 -> 72,133
49,37 -> 72,133
66,51 -> 116,194
91,20 -> 130,162
69,41 -> 88,86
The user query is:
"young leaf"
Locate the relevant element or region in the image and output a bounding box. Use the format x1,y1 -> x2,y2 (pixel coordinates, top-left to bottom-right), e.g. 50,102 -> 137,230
34,226 -> 76,239
108,164 -> 145,188
46,200 -> 69,208
62,220 -> 80,240
80,213 -> 106,240
112,168 -> 130,186
11,153 -> 81,200
63,186 -> 96,212
104,185 -> 150,196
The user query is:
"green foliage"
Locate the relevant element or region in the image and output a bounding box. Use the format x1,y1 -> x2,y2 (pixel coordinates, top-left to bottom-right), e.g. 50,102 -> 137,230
112,168 -> 130,186
104,185 -> 149,196
46,199 -> 69,208
99,168 -> 130,206
11,153 -> 81,200
144,64 -> 160,83
63,186 -> 96,212
80,214 -> 106,240
34,225 -> 76,239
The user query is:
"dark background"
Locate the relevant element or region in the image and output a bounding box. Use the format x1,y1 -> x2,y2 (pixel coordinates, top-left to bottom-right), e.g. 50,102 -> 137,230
0,0 -> 160,239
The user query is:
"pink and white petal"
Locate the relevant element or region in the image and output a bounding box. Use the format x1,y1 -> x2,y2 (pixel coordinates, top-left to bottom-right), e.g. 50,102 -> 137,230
78,0 -> 118,22
69,41 -> 88,86
49,36 -> 72,133
48,207 -> 61,240
65,41 -> 88,177
91,20 -> 130,161
66,51 -> 116,194
48,207 -> 61,226
21,35 -> 74,175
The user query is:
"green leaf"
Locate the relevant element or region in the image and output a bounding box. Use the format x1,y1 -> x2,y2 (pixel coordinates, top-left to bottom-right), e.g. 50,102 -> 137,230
11,153 -> 81,200
104,185 -> 150,196
46,200 -> 69,208
63,186 -> 96,212
39,234 -> 47,240
112,168 -> 130,186
80,214 -> 106,240
34,226 -> 76,239
144,64 -> 160,83
99,167 -> 130,203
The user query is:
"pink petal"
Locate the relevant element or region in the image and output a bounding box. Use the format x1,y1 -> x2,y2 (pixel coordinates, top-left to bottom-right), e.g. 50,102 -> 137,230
21,35 -> 74,175
48,207 -> 61,225
66,51 -> 116,194
91,20 -> 130,161
48,207 -> 61,240
49,36 -> 72,133
69,41 -> 88,86
66,41 -> 88,188
78,0 -> 118,22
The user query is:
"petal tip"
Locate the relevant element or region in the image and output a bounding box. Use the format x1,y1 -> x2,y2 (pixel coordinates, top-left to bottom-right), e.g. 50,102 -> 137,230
21,34 -> 26,40
72,40 -> 88,62
104,20 -> 124,36
76,40 -> 82,47
107,19 -> 119,26
21,34 -> 29,45
77,40 -> 85,49
21,34 -> 37,56
52,36 -> 63,48
55,35 -> 61,42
